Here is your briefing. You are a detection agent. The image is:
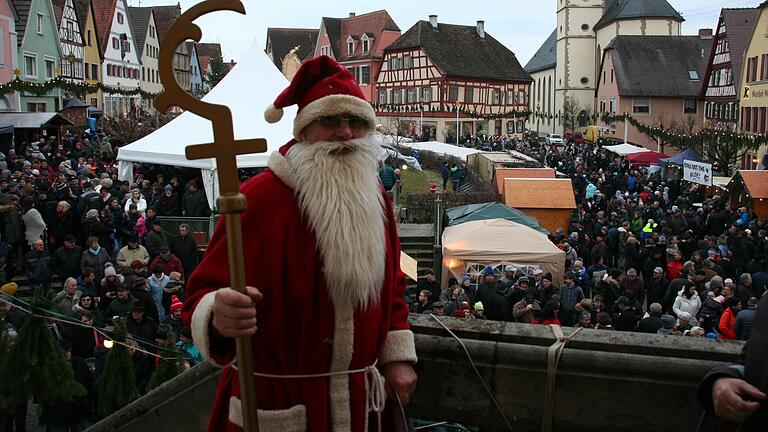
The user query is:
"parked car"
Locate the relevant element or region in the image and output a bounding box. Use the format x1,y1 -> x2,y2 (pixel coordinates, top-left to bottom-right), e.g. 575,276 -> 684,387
546,133 -> 564,146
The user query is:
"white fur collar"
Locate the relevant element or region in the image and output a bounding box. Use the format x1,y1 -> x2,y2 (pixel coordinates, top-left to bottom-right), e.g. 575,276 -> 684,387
267,151 -> 297,190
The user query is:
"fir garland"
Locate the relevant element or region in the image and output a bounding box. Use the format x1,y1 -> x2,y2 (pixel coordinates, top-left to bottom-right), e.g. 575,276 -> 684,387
372,102 -> 531,120
0,77 -> 159,99
147,331 -> 185,391
96,317 -> 138,417
2,288 -> 86,412
600,112 -> 767,150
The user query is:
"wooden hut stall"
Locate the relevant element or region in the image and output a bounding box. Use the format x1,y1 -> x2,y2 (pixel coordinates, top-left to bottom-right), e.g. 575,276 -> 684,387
503,178 -> 576,233
493,167 -> 555,202
728,170 -> 768,219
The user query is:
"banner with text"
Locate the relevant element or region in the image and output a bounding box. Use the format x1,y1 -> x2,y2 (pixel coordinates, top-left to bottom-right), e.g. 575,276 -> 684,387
683,159 -> 713,186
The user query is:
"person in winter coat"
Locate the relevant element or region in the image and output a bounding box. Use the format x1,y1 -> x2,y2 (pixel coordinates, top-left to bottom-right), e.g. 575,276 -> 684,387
718,297 -> 742,340
80,236 -> 111,283
156,185 -> 180,216
170,223 -> 198,278
116,234 -> 149,272
532,299 -> 561,325
698,292 -> 725,334
180,180 -> 209,217
613,296 -> 638,331
100,264 -> 124,302
513,294 -> 542,323
25,239 -> 53,292
735,297 -> 759,340
559,272 -> 585,327
149,246 -> 185,280
124,188 -> 147,215
71,293 -> 105,327
147,265 -> 169,320
144,221 -> 171,260
50,200 -> 78,248
53,235 -> 83,280
673,282 -> 702,326
620,268 -> 645,306
477,269 -> 513,322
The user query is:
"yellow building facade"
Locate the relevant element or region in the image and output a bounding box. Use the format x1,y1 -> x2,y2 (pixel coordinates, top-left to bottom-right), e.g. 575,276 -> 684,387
737,2 -> 768,170
81,0 -> 102,109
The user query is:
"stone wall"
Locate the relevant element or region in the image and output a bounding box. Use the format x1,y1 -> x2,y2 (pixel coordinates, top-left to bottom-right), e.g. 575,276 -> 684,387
87,315 -> 743,431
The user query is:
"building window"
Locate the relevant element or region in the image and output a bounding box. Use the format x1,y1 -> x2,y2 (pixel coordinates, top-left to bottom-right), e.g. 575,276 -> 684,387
609,97 -> 617,114
24,54 -> 36,78
422,87 -> 432,102
348,41 -> 355,56
449,86 -> 458,102
610,69 -> 614,83
117,12 -> 124,24
389,57 -> 402,70
688,70 -> 699,80
27,102 -> 46,112
92,64 -> 98,79
36,13 -> 44,34
150,26 -> 155,38
393,89 -> 403,104
84,62 -> 89,79
87,30 -> 92,46
378,90 -> 387,104
112,37 -> 118,50
464,87 -> 473,102
632,98 -> 650,114
684,99 -> 697,114
359,65 -> 370,85
45,58 -> 55,79
407,88 -> 418,103
362,39 -> 370,53
491,89 -> 501,104
603,70 -> 606,84
403,55 -> 413,68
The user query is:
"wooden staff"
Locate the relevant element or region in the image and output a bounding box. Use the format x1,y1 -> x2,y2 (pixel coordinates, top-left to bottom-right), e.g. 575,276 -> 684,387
155,1 -> 264,431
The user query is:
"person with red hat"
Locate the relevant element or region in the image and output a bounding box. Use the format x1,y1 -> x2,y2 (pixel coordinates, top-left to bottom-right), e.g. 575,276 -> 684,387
182,55 -> 417,432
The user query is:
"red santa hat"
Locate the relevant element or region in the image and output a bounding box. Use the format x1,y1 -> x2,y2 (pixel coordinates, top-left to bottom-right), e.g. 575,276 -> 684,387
170,295 -> 183,313
264,55 -> 376,140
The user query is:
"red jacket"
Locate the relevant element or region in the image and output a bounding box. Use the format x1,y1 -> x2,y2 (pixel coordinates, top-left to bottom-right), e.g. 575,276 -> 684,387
719,307 -> 738,340
667,260 -> 684,281
182,151 -> 414,432
150,255 -> 185,280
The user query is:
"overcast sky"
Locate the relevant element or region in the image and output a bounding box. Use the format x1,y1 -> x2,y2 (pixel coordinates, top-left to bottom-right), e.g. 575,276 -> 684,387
130,0 -> 758,66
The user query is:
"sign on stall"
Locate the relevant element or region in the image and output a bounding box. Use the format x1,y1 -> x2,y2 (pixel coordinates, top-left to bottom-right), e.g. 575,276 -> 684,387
683,159 -> 713,186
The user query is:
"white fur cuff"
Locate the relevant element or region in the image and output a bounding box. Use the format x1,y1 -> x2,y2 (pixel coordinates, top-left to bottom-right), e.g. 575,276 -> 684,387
379,329 -> 417,365
190,291 -> 233,368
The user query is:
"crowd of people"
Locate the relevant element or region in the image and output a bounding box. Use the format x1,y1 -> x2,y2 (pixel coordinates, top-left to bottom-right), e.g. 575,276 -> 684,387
0,130 -> 211,430
410,134 -> 767,342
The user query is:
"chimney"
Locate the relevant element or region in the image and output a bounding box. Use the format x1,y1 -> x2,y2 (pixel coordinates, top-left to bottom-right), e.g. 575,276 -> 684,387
477,20 -> 485,38
349,12 -> 355,18
699,28 -> 713,39
429,15 -> 438,29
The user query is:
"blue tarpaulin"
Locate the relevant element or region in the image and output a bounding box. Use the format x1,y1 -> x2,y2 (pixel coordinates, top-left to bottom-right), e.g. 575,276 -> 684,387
660,148 -> 702,166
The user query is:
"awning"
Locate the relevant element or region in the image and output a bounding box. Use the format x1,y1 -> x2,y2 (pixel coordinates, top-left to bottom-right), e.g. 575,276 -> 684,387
0,123 -> 13,134
626,151 -> 668,166
712,176 -> 731,190
659,147 -> 701,166
603,143 -> 651,156
0,112 -> 73,128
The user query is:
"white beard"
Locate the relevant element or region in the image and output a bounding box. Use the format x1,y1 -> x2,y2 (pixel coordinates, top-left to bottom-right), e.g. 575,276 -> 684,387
285,135 -> 386,310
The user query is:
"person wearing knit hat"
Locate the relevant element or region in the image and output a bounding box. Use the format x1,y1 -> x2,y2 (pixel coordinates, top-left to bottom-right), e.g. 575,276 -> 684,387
0,282 -> 17,297
184,55 -> 416,431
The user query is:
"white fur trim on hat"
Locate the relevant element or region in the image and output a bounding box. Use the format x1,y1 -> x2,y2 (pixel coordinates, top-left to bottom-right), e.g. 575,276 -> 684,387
264,104 -> 284,124
293,94 -> 376,140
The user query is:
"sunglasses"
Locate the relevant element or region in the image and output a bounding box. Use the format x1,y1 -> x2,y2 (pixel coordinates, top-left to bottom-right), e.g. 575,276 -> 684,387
316,116 -> 368,132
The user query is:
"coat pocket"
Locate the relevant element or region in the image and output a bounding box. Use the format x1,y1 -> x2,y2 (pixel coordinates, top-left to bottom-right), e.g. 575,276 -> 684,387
228,396 -> 307,432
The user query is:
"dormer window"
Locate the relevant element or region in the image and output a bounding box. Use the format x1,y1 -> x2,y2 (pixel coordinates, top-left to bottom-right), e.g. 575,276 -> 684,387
361,33 -> 374,54
348,41 -> 355,55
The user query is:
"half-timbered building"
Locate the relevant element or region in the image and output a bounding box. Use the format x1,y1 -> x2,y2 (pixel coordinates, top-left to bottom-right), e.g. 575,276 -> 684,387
701,8 -> 758,133
51,0 -> 84,92
376,16 -> 532,142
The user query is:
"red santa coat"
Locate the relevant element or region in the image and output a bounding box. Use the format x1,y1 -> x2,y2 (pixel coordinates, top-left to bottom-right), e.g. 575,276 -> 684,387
181,151 -> 416,432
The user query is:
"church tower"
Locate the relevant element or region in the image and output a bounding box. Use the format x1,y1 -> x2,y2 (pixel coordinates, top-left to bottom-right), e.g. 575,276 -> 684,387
555,0 -> 605,127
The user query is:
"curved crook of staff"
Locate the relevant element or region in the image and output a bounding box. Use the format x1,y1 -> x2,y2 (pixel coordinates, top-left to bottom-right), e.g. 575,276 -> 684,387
154,1 -> 262,431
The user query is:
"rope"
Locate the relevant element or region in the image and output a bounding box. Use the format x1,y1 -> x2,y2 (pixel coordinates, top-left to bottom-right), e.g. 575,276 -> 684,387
429,314 -> 514,431
541,325 -> 584,432
2,296 -> 181,361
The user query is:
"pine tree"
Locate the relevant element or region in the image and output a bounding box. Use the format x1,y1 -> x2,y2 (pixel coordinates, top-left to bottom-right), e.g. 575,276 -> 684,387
2,289 -> 85,412
147,331 -> 184,391
96,318 -> 138,417
204,56 -> 229,89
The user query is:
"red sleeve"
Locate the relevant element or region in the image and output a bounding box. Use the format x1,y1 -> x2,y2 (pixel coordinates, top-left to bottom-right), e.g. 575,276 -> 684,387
718,311 -> 736,340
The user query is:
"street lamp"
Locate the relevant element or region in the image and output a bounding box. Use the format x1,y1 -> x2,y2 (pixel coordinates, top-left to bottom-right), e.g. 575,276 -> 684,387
536,104 -> 540,137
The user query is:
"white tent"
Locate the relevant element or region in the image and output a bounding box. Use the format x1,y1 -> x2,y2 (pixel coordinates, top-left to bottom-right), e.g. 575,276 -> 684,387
400,141 -> 481,161
116,38 -> 295,209
603,143 -> 650,156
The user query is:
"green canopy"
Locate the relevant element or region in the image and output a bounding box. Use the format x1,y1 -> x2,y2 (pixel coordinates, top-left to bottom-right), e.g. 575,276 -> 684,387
444,202 -> 549,235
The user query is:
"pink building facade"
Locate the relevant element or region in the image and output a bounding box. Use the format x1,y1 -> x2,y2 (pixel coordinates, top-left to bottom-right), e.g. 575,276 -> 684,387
597,35 -> 711,154
0,0 -> 18,111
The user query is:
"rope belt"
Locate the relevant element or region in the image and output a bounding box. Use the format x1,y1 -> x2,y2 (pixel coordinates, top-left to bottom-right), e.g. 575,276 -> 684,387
541,325 -> 584,432
231,361 -> 387,425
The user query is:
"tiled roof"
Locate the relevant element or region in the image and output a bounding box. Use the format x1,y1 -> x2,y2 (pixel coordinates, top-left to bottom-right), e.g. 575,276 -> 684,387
385,20 -> 532,82
11,0 -> 32,46
71,0 -> 88,30
150,4 -> 180,42
50,0 -> 64,27
524,28 -> 556,73
721,8 -> 759,96
337,10 -> 400,61
91,0 -> 117,55
127,6 -> 150,58
595,0 -> 684,30
320,17 -> 341,58
607,35 -> 711,97
197,42 -> 222,60
265,28 -> 318,69
198,55 -> 209,74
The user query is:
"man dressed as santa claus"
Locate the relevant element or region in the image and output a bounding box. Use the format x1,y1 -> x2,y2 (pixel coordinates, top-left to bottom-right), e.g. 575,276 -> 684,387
181,55 -> 418,432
